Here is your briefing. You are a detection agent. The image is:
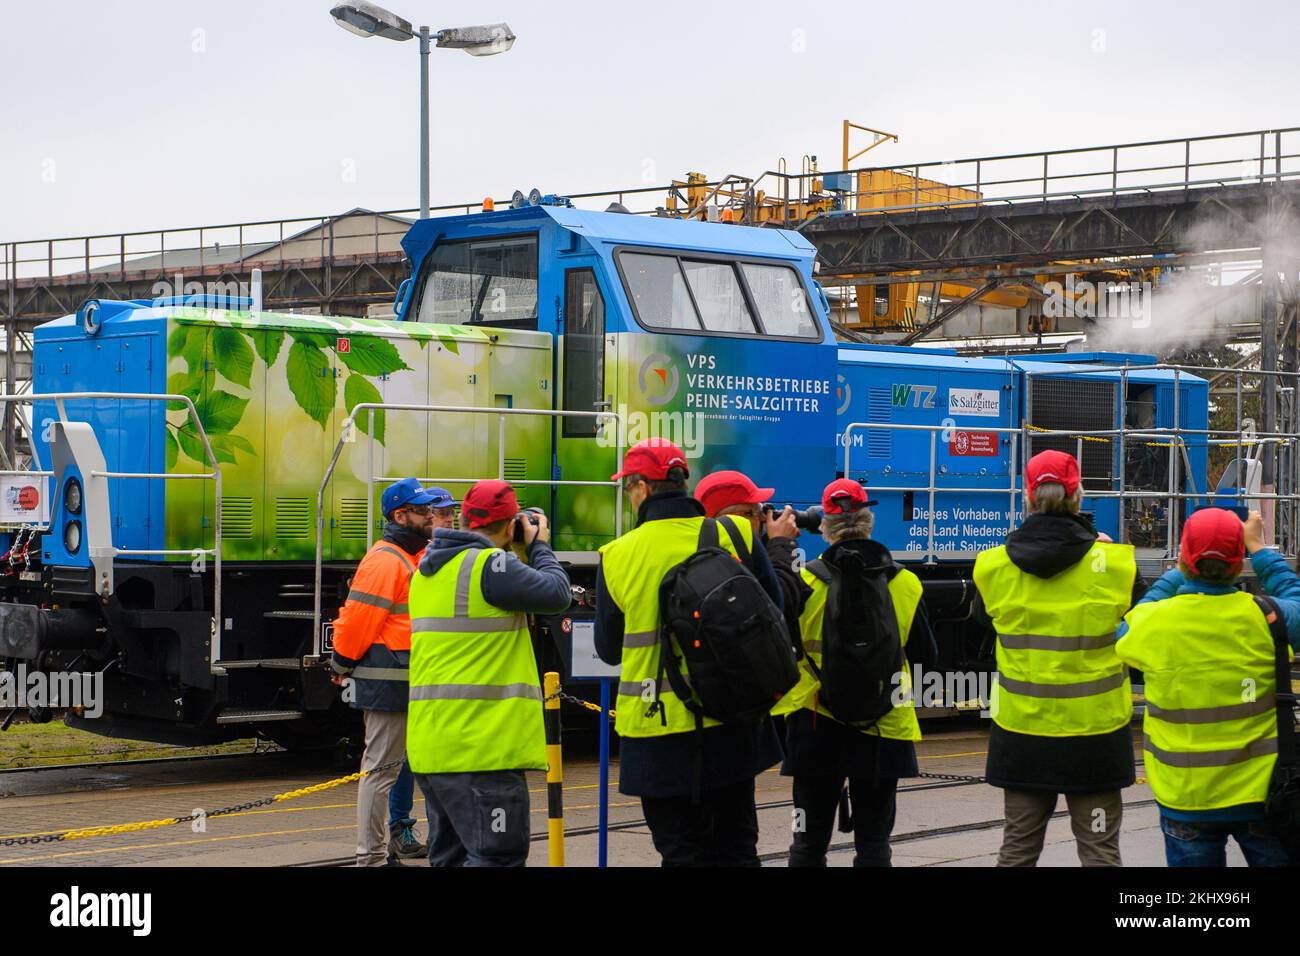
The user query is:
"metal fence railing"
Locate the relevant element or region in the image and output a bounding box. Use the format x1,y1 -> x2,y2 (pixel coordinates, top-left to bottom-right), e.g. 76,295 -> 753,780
6,128 -> 1296,290
311,403 -> 625,654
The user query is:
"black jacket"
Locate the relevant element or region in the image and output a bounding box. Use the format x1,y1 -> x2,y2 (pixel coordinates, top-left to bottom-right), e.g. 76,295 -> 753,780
973,512 -> 1141,793
765,534 -> 812,651
780,538 -> 939,782
593,489 -> 784,799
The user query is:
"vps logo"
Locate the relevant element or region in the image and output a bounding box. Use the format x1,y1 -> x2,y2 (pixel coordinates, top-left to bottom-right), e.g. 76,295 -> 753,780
639,352 -> 679,407
836,374 -> 851,416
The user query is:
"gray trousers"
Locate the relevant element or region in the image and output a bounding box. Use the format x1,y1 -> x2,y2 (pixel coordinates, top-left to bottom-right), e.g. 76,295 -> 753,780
414,770 -> 531,867
356,709 -> 407,867
997,787 -> 1124,867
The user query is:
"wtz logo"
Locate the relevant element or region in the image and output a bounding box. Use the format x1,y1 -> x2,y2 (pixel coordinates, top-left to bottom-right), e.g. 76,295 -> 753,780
638,352 -> 680,407
891,383 -> 936,409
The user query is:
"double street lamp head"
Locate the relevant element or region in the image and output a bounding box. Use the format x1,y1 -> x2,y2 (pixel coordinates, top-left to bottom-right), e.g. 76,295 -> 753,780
330,2 -> 515,55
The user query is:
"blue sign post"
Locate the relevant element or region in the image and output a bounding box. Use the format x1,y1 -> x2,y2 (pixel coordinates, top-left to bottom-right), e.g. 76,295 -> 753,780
569,619 -> 618,868
598,677 -> 611,868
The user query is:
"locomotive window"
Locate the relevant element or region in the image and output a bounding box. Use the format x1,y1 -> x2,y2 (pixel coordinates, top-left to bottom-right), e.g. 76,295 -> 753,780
682,260 -> 756,334
617,249 -> 821,341
620,253 -> 701,331
740,263 -> 818,339
562,269 -> 606,438
416,235 -> 538,328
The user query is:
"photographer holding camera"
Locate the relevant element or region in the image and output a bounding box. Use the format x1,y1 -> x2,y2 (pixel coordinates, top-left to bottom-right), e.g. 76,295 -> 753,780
405,478 -> 572,866
695,469 -> 812,641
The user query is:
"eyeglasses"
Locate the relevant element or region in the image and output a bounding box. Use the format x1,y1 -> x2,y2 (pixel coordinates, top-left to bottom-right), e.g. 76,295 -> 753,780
398,505 -> 433,516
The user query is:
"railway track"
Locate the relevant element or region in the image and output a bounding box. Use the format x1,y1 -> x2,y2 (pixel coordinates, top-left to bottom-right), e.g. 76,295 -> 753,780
288,776 -> 991,867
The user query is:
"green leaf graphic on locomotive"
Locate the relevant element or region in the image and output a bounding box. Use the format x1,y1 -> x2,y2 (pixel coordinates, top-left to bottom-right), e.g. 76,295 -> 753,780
212,327 -> 254,387
255,329 -> 285,367
344,374 -> 385,445
168,324 -> 207,370
337,337 -> 411,377
165,429 -> 179,469
286,338 -> 336,428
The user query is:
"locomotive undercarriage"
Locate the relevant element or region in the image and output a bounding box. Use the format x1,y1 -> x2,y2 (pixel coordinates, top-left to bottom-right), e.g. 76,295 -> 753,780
0,559 -> 360,748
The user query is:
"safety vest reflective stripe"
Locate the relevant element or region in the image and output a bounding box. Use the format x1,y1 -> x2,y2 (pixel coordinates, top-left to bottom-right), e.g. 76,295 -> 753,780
374,545 -> 417,574
997,633 -> 1118,651
352,666 -> 409,681
622,630 -> 658,649
996,667 -> 1129,699
804,640 -> 823,655
1144,733 -> 1278,768
1147,695 -> 1277,724
409,682 -> 543,701
411,615 -> 526,633
347,590 -> 397,610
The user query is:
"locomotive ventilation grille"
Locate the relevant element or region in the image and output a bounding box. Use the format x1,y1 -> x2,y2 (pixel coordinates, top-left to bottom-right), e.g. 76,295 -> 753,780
220,497 -> 254,539
866,388 -> 892,459
275,497 -> 314,539
337,498 -> 369,539
1028,377 -> 1117,487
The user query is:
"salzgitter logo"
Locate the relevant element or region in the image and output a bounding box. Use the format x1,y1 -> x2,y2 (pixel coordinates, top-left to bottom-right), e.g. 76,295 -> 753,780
638,352 -> 680,407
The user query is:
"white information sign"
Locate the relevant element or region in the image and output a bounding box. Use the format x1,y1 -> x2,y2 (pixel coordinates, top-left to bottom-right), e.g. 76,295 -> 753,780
948,388 -> 1001,418
0,477 -> 49,525
570,620 -> 620,680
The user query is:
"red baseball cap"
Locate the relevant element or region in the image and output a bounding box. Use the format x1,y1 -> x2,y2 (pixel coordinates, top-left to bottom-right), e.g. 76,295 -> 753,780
462,479 -> 519,529
822,478 -> 874,515
694,470 -> 774,518
1026,450 -> 1080,497
1181,507 -> 1245,575
611,438 -> 690,481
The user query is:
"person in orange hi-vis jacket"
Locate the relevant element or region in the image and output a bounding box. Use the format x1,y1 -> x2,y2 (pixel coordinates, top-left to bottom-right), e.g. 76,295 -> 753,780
331,478 -> 456,866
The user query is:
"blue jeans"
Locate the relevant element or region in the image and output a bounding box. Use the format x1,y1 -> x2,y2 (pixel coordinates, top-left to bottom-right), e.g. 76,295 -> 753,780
1160,814 -> 1291,867
388,759 -> 416,831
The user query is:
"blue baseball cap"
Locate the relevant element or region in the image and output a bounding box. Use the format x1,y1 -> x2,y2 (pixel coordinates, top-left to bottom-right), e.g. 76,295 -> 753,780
425,486 -> 456,509
382,478 -> 439,517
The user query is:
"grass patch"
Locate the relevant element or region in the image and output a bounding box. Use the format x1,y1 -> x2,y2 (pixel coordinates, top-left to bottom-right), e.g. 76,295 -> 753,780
0,719 -> 260,768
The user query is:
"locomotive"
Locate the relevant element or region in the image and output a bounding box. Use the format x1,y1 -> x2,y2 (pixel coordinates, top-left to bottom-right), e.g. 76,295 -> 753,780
0,200 -> 1208,745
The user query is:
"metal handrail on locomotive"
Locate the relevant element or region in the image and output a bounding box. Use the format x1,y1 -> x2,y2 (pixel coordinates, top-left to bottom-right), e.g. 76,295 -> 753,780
0,197 -> 1228,745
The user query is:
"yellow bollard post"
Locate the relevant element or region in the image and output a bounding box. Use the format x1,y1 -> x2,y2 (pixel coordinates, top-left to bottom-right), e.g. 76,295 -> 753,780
544,671 -> 565,867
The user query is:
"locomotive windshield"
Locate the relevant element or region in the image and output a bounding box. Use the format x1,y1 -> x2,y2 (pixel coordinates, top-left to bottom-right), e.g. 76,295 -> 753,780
416,233 -> 539,328
617,249 -> 819,340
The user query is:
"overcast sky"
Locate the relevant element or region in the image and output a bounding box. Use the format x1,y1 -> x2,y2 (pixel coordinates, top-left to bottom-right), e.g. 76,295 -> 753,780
2,0 -> 1298,243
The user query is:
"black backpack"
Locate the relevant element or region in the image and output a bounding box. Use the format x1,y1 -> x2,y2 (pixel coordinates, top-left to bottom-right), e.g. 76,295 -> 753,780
655,517 -> 799,724
803,542 -> 906,727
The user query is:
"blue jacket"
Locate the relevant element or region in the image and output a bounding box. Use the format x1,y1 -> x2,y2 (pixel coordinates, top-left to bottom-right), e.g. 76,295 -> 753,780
1123,548 -> 1300,822
418,528 -> 573,614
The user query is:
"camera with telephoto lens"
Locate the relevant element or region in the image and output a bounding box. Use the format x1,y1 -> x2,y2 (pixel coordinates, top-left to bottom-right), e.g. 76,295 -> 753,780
512,507 -> 546,542
762,504 -> 825,532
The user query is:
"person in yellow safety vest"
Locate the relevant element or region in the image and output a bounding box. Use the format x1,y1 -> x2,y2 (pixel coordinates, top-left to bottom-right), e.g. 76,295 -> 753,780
594,438 -> 787,866
972,450 -> 1144,867
405,479 -> 572,867
1116,507 -> 1300,867
773,478 -> 938,866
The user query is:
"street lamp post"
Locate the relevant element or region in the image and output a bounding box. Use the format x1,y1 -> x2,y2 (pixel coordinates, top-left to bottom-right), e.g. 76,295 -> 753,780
329,3 -> 516,219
